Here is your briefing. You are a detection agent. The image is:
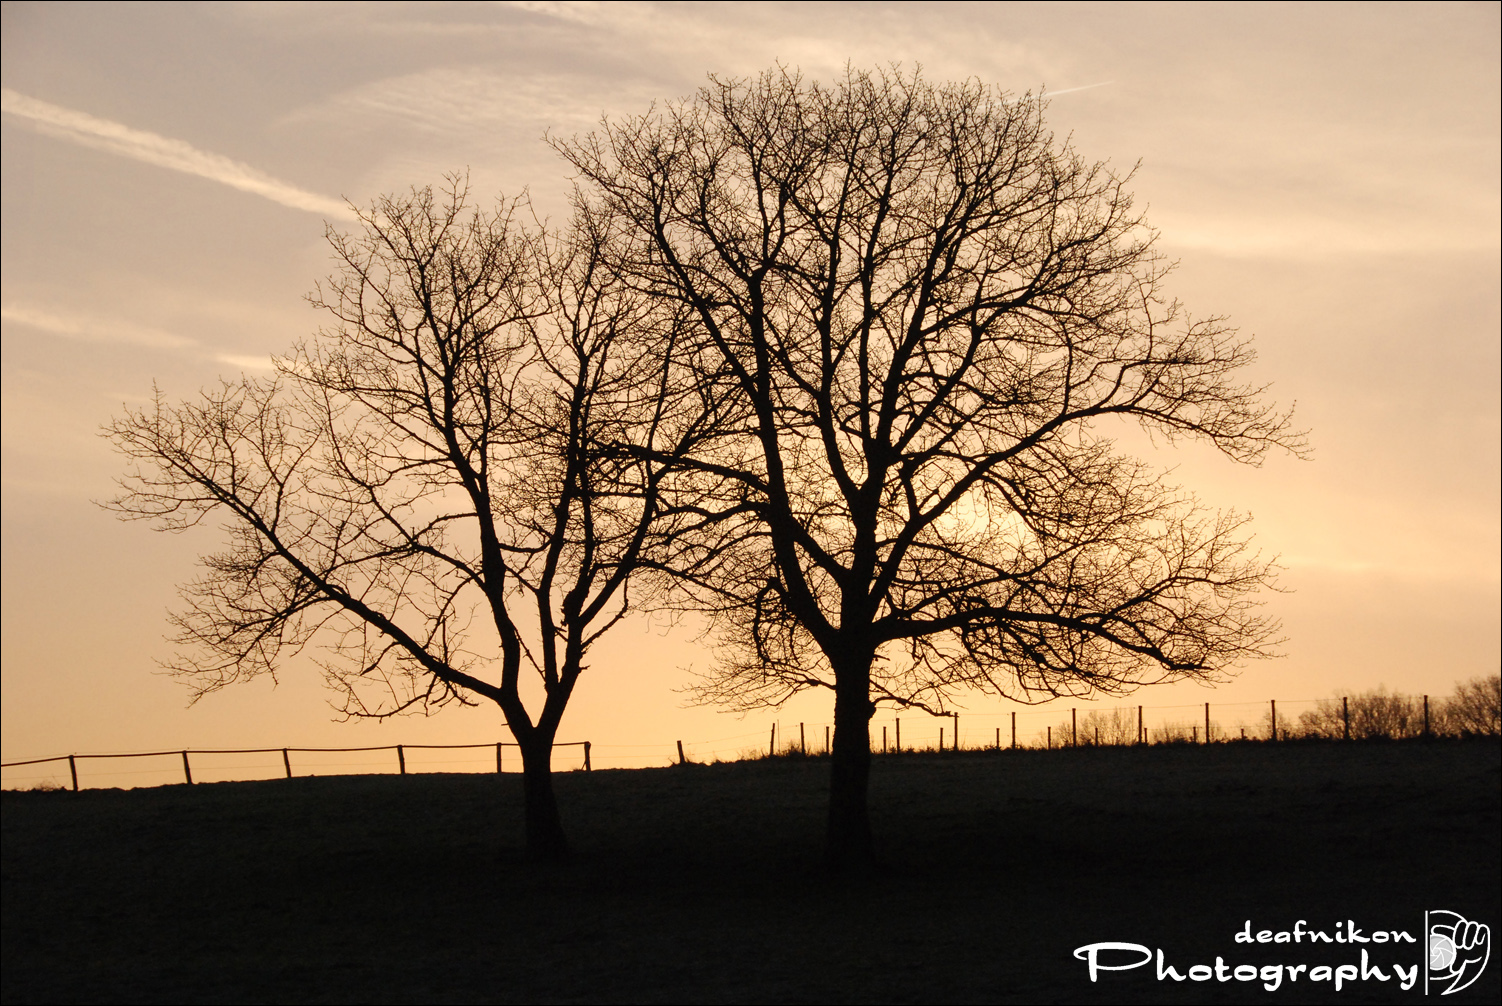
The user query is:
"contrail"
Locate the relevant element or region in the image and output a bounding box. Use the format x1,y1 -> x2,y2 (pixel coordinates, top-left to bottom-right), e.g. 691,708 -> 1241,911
1040,81 -> 1114,98
2,88 -> 356,221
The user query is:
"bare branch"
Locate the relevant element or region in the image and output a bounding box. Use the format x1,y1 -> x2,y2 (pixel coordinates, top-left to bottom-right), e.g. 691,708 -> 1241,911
104,177 -> 718,858
557,65 -> 1305,865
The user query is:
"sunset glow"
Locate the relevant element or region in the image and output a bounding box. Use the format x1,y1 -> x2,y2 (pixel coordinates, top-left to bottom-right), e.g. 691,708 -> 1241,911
3,3 -> 1497,785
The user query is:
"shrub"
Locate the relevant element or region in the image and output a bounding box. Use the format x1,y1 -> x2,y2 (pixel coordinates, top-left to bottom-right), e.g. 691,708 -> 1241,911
1442,675 -> 1501,736
1048,708 -> 1141,747
1297,687 -> 1422,740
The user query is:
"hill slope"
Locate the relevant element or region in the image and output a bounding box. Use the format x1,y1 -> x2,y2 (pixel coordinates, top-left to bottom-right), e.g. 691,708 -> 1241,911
4,740 -> 1498,1003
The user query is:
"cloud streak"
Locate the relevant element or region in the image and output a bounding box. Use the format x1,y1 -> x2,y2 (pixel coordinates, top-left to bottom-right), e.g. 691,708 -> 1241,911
1040,81 -> 1114,98
214,353 -> 276,372
4,303 -> 278,373
1,88 -> 356,221
1,303 -> 196,350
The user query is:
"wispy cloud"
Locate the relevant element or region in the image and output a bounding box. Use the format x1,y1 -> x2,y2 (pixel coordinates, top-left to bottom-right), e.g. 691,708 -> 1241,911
1,303 -> 196,350
4,303 -> 283,373
1040,81 -> 1113,98
1152,212 -> 1502,257
292,66 -> 637,139
214,353 -> 276,372
501,1 -> 606,26
1,88 -> 356,221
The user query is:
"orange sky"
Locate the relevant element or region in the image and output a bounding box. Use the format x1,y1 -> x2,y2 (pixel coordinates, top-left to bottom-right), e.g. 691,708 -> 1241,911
3,3 -> 1497,786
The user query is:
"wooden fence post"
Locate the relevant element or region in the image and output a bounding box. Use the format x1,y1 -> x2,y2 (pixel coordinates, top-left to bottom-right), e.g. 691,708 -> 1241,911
1071,708 -> 1077,747
496,742 -> 503,774
953,712 -> 959,751
996,727 -> 1000,750
896,718 -> 901,752
583,742 -> 591,772
1423,695 -> 1430,737
676,740 -> 686,765
825,725 -> 830,754
1011,711 -> 1016,750
68,754 -> 79,792
397,744 -> 406,775
769,723 -> 777,757
282,748 -> 292,779
1342,697 -> 1349,740
939,727 -> 944,751
1138,705 -> 1143,745
883,726 -> 888,753
1205,702 -> 1211,744
181,750 -> 193,785
1047,726 -> 1052,749
1270,700 -> 1277,741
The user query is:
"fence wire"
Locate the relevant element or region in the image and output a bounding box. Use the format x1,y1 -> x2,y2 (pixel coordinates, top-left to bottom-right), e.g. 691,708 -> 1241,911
6,687 -> 1493,791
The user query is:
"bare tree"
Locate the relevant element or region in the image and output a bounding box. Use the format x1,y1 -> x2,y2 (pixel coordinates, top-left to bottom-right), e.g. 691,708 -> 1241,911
1052,707 -> 1139,747
1443,675 -> 1501,737
105,181 -> 714,858
1344,689 -> 1419,739
1297,678 -> 1500,739
557,66 -> 1305,867
1297,688 -> 1423,740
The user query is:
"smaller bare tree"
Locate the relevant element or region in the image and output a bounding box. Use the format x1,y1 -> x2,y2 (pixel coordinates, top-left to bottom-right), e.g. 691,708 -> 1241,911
105,181 -> 717,858
1442,675 -> 1501,737
1078,707 -> 1140,746
1296,697 -> 1347,740
1258,705 -> 1297,742
1297,688 -> 1421,740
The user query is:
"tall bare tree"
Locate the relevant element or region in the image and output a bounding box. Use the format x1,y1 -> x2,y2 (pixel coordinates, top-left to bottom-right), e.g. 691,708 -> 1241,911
557,67 -> 1306,867
106,181 -> 715,858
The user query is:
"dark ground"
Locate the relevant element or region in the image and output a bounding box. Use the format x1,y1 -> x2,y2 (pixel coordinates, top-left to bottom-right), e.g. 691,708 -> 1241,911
4,739 -> 1499,1004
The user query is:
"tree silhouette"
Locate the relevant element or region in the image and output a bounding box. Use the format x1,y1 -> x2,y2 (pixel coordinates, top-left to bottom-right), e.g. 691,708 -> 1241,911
557,66 -> 1305,867
1444,675 -> 1501,736
105,181 -> 717,858
1297,688 -> 1422,740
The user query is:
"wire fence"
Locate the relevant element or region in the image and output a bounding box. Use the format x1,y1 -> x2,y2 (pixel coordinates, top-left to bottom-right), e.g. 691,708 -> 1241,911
5,687 -> 1494,791
1,741 -> 590,792
761,699 -> 1315,760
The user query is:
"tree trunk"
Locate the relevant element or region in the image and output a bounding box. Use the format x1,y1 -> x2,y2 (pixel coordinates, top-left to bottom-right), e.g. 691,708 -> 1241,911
518,736 -> 569,861
825,655 -> 874,871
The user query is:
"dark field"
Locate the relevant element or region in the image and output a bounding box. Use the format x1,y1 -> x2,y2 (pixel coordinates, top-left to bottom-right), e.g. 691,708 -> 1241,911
4,740 -> 1498,1004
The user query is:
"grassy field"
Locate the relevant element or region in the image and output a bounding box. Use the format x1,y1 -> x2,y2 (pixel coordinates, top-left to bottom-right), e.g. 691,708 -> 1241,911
4,739 -> 1498,1003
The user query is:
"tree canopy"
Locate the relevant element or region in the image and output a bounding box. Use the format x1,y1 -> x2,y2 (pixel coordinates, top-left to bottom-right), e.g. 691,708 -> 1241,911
557,66 -> 1304,865
108,66 -> 1304,869
107,180 -> 719,857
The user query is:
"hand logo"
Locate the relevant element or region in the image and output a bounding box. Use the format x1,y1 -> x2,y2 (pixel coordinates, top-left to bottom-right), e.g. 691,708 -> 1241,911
1428,910 -> 1490,995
